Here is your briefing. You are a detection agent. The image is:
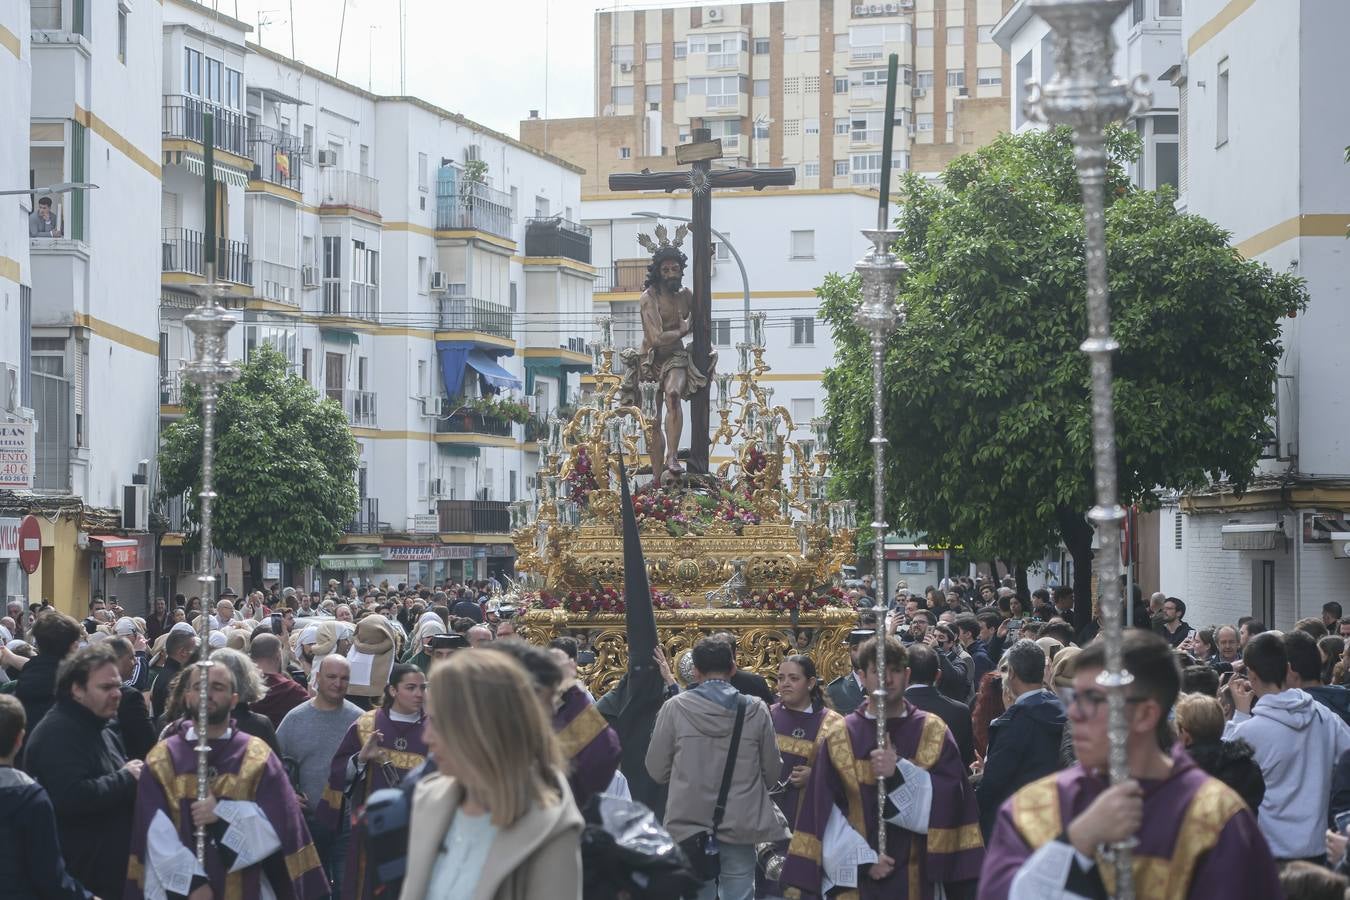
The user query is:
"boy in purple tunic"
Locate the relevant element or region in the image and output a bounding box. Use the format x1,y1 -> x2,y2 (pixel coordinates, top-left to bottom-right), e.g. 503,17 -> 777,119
553,676 -> 623,807
317,664 -> 428,899
978,631 -> 1281,900
125,661 -> 326,899
781,636 -> 984,899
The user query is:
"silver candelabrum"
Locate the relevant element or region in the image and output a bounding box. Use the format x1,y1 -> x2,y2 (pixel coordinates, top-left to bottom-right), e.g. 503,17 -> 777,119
1026,1 -> 1150,896
181,268 -> 240,862
853,227 -> 906,859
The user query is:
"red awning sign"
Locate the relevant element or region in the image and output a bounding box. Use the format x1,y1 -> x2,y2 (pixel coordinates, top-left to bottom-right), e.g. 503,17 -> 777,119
92,534 -> 139,570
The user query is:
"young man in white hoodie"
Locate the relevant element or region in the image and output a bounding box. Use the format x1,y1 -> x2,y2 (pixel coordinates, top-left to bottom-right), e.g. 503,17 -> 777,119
1227,631 -> 1350,862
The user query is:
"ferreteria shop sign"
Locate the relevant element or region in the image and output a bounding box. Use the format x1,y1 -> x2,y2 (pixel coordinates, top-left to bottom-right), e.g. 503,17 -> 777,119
0,423 -> 34,490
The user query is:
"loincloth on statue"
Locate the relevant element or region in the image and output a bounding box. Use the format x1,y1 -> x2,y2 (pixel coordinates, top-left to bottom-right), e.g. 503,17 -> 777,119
619,343 -> 715,406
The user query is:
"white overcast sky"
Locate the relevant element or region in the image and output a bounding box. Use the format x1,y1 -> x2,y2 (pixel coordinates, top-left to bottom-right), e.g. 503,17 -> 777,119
226,0 -> 666,138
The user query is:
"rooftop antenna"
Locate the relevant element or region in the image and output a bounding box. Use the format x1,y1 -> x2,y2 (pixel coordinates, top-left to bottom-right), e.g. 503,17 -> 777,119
256,9 -> 279,46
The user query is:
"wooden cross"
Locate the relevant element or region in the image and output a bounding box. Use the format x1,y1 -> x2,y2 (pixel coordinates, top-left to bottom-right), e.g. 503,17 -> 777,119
608,128 -> 796,475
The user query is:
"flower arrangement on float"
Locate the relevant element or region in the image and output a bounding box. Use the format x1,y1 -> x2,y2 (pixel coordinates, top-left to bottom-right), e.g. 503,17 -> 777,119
738,586 -> 852,613
630,483 -> 761,536
524,587 -> 689,614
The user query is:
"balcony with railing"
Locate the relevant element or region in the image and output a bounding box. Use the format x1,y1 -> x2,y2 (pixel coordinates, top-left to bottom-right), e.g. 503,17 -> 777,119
342,389 -> 378,427
436,179 -> 513,241
255,260 -> 299,306
524,217 -> 592,264
160,365 -> 185,407
319,168 -> 380,216
248,123 -> 303,192
347,497 -> 384,534
163,95 -> 248,157
437,499 -> 510,534
435,408 -> 514,438
437,295 -> 513,340
321,279 -> 379,321
594,258 -> 650,293
162,227 -> 252,285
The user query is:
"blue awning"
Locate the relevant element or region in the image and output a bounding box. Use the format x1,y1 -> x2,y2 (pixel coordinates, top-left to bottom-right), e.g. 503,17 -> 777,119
465,349 -> 522,391
436,341 -> 472,399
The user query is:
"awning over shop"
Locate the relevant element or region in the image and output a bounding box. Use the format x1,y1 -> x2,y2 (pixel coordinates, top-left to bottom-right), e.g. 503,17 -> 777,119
317,552 -> 383,571
177,153 -> 251,187
465,349 -> 522,391
90,534 -> 144,571
321,328 -> 360,345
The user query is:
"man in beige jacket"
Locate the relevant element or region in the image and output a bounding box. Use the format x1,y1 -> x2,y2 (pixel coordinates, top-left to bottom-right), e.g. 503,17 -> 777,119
646,637 -> 787,900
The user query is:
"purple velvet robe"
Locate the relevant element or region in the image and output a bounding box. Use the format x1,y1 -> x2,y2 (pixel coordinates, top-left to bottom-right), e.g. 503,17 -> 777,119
317,708 -> 428,900
977,745 -> 1281,900
125,721 -> 327,899
781,703 -> 984,899
553,684 -> 622,808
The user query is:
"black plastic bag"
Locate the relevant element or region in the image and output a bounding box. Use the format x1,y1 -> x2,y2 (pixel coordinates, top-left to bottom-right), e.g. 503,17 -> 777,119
581,794 -> 702,900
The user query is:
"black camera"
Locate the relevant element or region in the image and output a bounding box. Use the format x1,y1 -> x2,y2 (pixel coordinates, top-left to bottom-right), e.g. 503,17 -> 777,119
429,633 -> 469,652
577,649 -> 597,666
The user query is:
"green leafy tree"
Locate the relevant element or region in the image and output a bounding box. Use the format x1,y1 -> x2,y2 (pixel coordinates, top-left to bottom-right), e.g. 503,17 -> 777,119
159,344 -> 360,585
821,126 -> 1306,629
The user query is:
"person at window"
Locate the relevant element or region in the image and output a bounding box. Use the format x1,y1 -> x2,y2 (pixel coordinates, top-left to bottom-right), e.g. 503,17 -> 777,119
29,197 -> 62,237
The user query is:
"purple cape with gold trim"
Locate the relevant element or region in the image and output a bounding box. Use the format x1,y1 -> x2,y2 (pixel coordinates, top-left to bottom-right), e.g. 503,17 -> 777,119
317,708 -> 427,900
771,702 -> 841,829
781,702 -> 983,899
553,684 -> 622,807
976,745 -> 1280,900
124,721 -> 326,899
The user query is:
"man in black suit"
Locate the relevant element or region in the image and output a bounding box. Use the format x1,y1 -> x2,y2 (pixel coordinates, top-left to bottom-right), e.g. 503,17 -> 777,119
711,632 -> 777,706
903,643 -> 975,767
824,629 -> 874,715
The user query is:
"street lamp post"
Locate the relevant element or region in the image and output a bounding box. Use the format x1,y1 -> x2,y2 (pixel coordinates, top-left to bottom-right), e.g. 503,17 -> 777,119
631,210 -> 752,344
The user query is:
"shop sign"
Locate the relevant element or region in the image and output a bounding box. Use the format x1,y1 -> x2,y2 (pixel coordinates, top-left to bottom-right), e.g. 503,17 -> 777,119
0,424 -> 34,490
0,518 -> 19,560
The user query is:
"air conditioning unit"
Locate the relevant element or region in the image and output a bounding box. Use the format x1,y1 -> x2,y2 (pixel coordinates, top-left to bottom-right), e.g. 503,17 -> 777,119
316,149 -> 337,167
884,2 -> 899,12
619,62 -> 633,73
912,87 -> 926,98
301,265 -> 319,288
706,7 -> 723,20
430,271 -> 448,292
122,483 -> 149,532
418,396 -> 443,418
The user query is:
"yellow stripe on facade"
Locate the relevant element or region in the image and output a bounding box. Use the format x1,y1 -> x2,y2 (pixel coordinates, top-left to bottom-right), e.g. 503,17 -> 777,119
433,229 -> 517,252
0,255 -> 20,284
1187,0 -> 1258,56
75,105 -> 161,180
383,221 -> 436,237
585,187 -> 879,202
73,313 -> 159,356
594,289 -> 820,303
0,23 -> 21,59
1234,214 -> 1350,259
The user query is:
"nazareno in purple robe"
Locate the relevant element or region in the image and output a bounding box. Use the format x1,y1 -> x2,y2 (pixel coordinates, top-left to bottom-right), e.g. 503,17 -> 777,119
125,721 -> 327,899
553,684 -> 622,807
780,702 -> 984,899
317,708 -> 428,900
976,743 -> 1281,900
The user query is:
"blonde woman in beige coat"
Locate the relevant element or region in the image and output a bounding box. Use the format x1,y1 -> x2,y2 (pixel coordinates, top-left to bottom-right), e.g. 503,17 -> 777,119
399,650 -> 584,900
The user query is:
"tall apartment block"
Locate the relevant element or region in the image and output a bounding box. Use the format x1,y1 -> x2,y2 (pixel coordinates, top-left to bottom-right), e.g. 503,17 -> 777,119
522,0 -> 1016,193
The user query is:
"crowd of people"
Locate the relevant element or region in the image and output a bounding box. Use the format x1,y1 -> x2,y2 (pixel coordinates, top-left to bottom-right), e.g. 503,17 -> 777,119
1,575 -> 1350,898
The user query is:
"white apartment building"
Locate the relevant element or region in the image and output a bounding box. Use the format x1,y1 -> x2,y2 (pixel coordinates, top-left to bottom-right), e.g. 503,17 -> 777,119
583,189 -> 878,463
994,0 -> 1350,630
0,2 -> 34,604
524,0 -> 1016,194
153,1 -> 591,593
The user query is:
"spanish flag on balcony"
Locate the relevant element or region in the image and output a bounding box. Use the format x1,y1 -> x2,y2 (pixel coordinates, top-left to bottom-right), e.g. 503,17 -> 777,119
275,149 -> 291,180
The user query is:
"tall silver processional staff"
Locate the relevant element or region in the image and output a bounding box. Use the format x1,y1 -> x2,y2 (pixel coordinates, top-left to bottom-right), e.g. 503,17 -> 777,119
1025,1 -> 1150,896
853,52 -> 906,860
182,111 -> 241,862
